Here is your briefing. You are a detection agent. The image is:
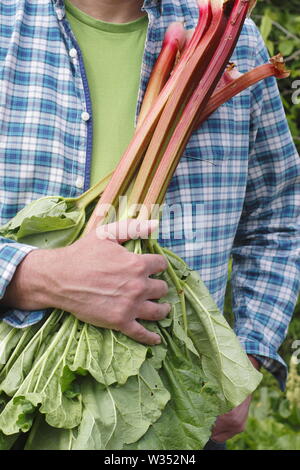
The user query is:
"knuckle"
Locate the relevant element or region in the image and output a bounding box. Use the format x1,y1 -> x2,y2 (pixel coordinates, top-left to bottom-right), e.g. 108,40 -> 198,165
160,280 -> 169,296
156,303 -> 169,317
112,304 -> 130,326
228,417 -> 244,433
129,279 -> 146,298
148,303 -> 169,321
158,255 -> 168,271
132,327 -> 147,342
129,255 -> 146,275
111,311 -> 125,328
114,314 -> 129,331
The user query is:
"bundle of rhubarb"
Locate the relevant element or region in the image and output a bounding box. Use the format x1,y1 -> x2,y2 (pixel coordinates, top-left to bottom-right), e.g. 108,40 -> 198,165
0,0 -> 289,450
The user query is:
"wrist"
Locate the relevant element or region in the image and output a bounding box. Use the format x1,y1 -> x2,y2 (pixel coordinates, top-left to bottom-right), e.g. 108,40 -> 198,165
2,248 -> 62,311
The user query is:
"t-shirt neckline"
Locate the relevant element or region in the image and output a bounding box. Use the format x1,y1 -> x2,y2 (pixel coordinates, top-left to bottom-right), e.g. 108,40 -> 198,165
65,0 -> 148,33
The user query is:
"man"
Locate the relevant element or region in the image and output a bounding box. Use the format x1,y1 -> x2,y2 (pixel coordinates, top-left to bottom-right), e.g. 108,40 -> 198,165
0,0 -> 299,447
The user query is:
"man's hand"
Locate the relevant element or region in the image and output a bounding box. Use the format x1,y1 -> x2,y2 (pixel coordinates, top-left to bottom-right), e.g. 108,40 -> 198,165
2,219 -> 170,345
211,355 -> 260,443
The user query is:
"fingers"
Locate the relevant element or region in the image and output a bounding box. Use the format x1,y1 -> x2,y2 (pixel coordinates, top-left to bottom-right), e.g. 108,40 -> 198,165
121,320 -> 161,345
96,219 -> 159,244
137,300 -> 171,321
145,278 -> 169,299
137,253 -> 168,276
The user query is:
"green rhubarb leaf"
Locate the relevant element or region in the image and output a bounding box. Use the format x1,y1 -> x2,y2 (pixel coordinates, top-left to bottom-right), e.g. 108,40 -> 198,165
0,322 -> 42,375
182,266 -> 262,407
184,270 -> 262,407
126,331 -> 223,450
160,248 -> 262,408
11,214 -> 85,249
0,323 -> 25,367
0,197 -> 68,232
24,414 -> 78,450
72,362 -> 168,450
97,329 -> 148,386
69,324 -> 148,386
16,213 -> 78,239
24,360 -> 170,450
0,196 -> 86,249
0,311 -> 63,396
0,315 -> 82,434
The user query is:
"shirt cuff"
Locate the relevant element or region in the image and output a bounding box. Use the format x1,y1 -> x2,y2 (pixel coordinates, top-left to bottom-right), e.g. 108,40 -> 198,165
2,308 -> 49,327
237,336 -> 287,392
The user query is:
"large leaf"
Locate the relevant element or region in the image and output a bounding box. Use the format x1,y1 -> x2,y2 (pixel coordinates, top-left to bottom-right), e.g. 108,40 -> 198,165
0,313 -> 149,436
0,311 -> 63,395
125,332 -> 223,450
24,360 -> 170,450
69,323 -> 148,385
0,315 -> 82,433
163,250 -> 262,408
0,196 -> 85,248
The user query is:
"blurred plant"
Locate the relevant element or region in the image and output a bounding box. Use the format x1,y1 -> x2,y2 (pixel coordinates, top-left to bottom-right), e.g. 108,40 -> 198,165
287,356 -> 300,408
253,0 -> 300,151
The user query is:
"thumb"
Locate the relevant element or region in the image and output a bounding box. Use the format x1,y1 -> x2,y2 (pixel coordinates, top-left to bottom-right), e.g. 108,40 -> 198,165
96,219 -> 159,244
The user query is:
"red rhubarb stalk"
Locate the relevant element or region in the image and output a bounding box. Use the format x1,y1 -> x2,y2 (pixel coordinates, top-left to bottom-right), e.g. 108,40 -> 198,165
127,0 -> 229,211
136,22 -> 186,129
140,0 -> 252,211
194,54 -> 289,130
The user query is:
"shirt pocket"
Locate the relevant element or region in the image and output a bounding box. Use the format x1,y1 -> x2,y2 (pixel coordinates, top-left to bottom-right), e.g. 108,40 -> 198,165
181,99 -> 238,166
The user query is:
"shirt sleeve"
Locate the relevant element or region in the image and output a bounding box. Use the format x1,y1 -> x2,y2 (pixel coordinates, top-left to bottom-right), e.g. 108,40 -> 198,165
0,237 -> 47,327
231,23 -> 300,390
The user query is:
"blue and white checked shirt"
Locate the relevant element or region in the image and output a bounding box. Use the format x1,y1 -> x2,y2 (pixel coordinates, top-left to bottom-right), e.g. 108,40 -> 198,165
1,0 -> 300,389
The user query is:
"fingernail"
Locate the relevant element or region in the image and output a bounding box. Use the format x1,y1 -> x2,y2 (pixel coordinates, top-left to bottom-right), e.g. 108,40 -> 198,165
154,336 -> 161,345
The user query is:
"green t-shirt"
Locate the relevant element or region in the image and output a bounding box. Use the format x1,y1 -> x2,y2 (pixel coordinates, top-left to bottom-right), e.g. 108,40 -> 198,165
65,1 -> 148,187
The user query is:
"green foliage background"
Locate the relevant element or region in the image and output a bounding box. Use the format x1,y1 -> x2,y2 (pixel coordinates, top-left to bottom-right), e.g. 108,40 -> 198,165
225,3 -> 300,448
253,0 -> 300,151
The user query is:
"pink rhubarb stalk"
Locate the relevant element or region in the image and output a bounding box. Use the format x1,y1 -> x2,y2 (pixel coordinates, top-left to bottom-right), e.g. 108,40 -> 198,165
194,54 -> 289,129
127,0 -> 229,211
136,22 -> 187,129
139,0 -> 253,212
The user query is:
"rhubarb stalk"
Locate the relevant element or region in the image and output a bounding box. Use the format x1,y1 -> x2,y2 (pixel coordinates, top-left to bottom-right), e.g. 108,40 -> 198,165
139,0 -> 252,212
136,22 -> 187,129
127,0 -> 230,211
194,54 -> 289,130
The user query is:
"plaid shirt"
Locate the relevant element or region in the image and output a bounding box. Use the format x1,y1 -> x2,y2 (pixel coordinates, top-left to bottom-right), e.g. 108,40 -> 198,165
1,0 -> 300,389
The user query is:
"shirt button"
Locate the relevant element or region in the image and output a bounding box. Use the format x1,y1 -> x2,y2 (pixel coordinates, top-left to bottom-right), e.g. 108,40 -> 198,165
69,48 -> 77,58
81,111 -> 90,122
75,176 -> 84,189
57,9 -> 65,20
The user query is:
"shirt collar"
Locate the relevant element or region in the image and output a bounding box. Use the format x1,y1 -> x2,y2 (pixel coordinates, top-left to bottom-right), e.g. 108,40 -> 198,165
52,1 -> 161,12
